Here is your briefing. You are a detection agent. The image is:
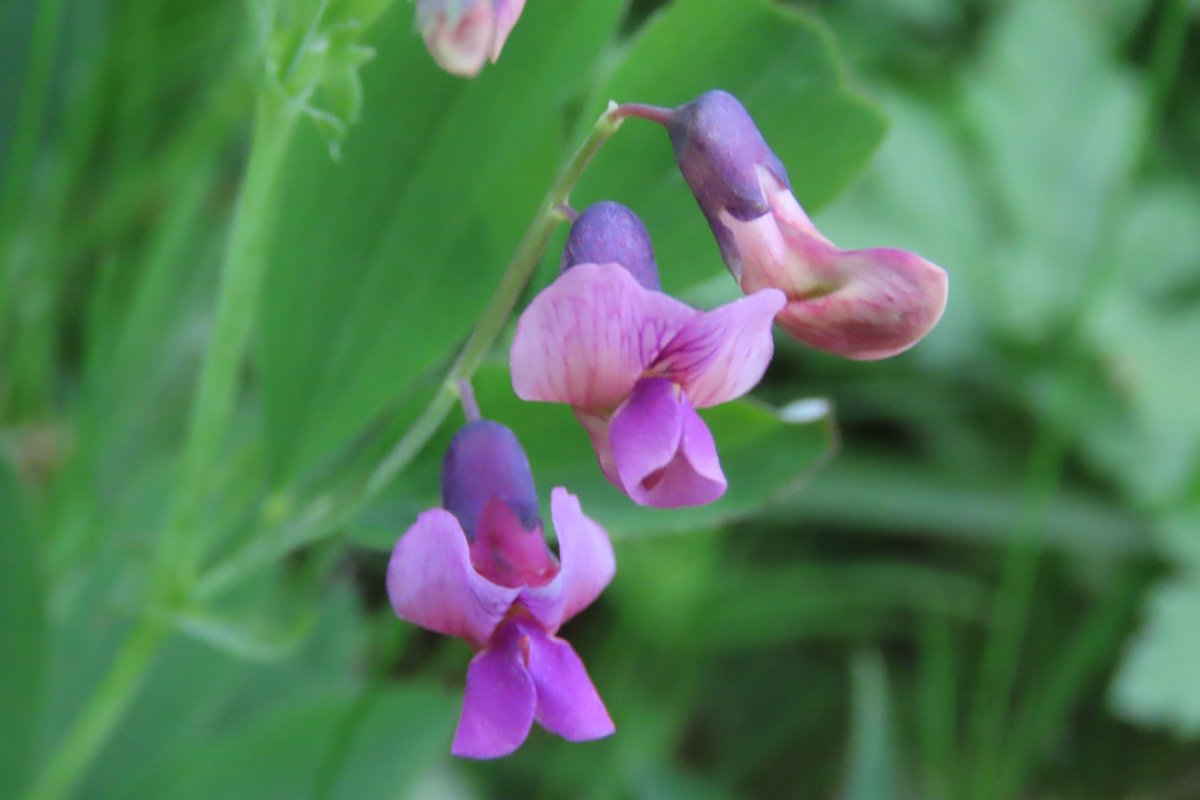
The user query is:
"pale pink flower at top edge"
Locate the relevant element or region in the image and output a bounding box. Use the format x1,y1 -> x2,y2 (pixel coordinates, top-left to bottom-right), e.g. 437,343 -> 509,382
510,201 -> 785,509
631,90 -> 948,360
387,417 -> 615,758
416,0 -> 527,77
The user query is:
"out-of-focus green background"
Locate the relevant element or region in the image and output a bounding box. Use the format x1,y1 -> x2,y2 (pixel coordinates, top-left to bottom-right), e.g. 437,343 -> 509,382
2,0 -> 1199,797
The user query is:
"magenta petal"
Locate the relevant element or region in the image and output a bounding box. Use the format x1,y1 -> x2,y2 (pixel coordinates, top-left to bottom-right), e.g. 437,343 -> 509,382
651,288 -> 784,407
387,509 -> 521,647
608,377 -> 726,508
521,488 -> 616,631
524,625 -> 614,742
510,263 -> 695,415
452,622 -> 537,759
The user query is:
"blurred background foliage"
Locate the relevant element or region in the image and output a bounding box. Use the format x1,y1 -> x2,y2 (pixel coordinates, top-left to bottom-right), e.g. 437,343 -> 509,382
2,0 -> 1199,797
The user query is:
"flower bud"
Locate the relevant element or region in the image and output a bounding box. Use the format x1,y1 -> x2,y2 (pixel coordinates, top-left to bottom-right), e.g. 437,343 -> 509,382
441,419 -> 540,539
561,201 -> 661,290
661,90 -> 948,360
416,0 -> 526,77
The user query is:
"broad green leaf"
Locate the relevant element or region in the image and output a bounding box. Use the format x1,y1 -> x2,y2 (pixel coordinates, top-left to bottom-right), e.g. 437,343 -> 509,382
350,362 -> 834,548
259,0 -> 627,481
329,684 -> 458,800
578,0 -> 888,292
0,466 -> 44,796
1110,576 -> 1200,737
964,0 -> 1143,338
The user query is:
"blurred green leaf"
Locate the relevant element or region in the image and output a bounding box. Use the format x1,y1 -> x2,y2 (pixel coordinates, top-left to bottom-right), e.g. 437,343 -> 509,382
1110,576 -> 1200,737
965,0 -> 1144,338
328,684 -> 458,800
0,466 -> 44,796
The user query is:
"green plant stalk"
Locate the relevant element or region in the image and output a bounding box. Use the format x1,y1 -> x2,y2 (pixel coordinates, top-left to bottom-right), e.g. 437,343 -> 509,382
24,87 -> 300,800
195,103 -> 628,600
24,617 -> 166,800
966,427 -> 1065,800
154,88 -> 300,603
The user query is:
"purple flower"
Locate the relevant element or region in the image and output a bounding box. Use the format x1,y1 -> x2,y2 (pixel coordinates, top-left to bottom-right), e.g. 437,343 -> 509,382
628,90 -> 948,360
510,202 -> 785,508
416,0 -> 526,77
387,418 -> 615,758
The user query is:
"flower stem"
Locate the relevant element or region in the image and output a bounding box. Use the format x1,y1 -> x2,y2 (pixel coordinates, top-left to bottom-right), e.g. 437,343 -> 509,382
195,102 -> 628,599
155,88 -> 299,603
363,103 -> 626,494
456,379 -> 481,423
611,102 -> 673,126
24,617 -> 167,800
25,87 -> 300,800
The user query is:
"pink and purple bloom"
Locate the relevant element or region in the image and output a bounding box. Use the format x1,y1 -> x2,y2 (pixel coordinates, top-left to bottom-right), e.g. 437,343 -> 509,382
619,90 -> 948,360
415,0 -> 526,77
387,414 -> 615,758
510,202 -> 785,508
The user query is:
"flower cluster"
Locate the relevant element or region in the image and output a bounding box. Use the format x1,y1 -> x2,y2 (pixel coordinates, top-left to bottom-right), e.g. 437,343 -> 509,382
387,85 -> 948,758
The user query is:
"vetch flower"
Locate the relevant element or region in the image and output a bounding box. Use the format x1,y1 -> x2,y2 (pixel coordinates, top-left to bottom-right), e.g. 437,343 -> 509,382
416,0 -> 526,77
619,90 -> 948,360
387,409 -> 616,758
510,201 -> 785,508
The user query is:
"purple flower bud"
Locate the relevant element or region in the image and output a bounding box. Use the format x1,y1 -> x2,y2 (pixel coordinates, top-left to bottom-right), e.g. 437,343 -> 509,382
647,90 -> 948,360
416,0 -> 526,78
441,420 -> 540,540
666,90 -> 791,273
561,201 -> 661,290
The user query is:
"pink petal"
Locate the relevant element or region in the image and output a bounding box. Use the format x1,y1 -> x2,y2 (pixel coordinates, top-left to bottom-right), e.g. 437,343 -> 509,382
488,0 -> 526,62
775,246 -> 950,360
521,488 -> 616,631
525,624 -> 614,742
510,263 -> 695,415
417,0 -> 494,78
751,167 -> 948,360
607,377 -> 726,508
452,621 -> 536,759
650,288 -> 784,407
387,509 -> 521,648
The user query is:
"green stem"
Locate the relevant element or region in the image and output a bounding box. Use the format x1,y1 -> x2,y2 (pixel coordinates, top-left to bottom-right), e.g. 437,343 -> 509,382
196,103 -> 627,600
25,85 -> 300,800
967,426 -> 1065,800
24,617 -> 167,800
155,88 -> 300,604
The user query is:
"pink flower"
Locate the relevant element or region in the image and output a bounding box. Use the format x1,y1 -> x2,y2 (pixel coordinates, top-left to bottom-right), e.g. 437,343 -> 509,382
416,0 -> 526,77
626,90 -> 948,360
387,419 -> 615,758
510,202 -> 785,508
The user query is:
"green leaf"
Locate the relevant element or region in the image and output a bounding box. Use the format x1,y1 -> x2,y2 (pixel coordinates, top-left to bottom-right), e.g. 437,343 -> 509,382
328,685 -> 458,800
1110,576 -> 1200,737
259,0 -> 627,480
350,362 -> 834,548
0,465 -> 44,796
578,0 -> 888,292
